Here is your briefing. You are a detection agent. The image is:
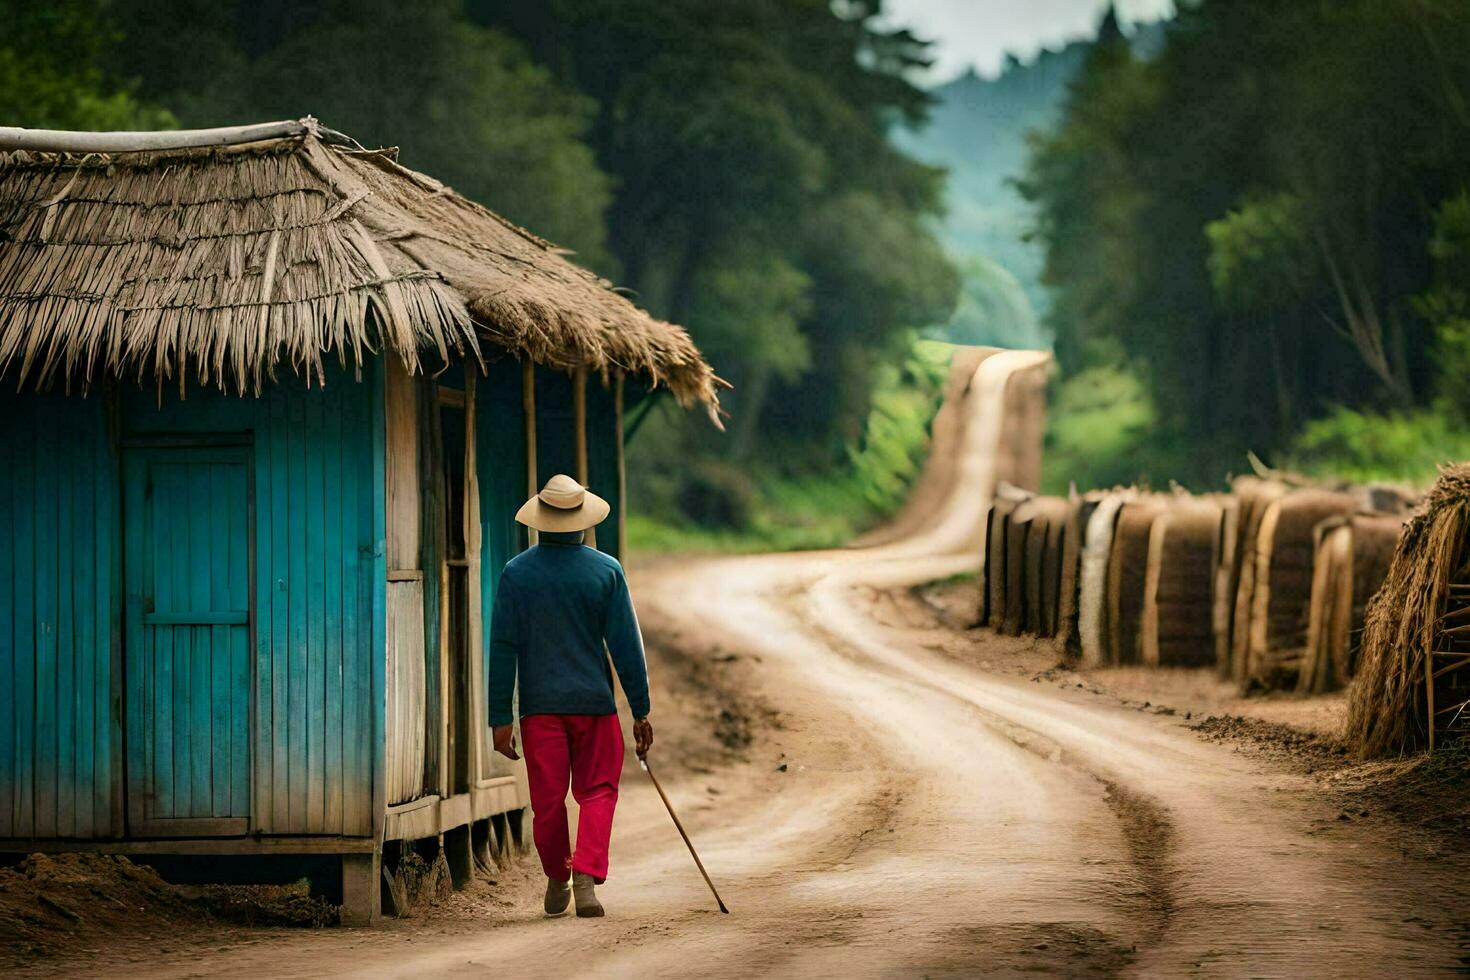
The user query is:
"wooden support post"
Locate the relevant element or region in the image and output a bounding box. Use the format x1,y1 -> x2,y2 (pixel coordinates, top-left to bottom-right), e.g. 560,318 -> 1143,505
471,818 -> 496,873
522,360 -> 538,547
615,371 -> 627,560
443,824 -> 473,890
340,850 -> 382,926
574,367 -> 594,548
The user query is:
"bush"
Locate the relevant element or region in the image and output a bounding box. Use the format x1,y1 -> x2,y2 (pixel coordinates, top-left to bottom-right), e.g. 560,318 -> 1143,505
1287,406 -> 1470,485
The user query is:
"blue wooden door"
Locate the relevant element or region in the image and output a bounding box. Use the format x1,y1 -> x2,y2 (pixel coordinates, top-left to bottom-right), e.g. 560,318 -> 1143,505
124,446 -> 252,836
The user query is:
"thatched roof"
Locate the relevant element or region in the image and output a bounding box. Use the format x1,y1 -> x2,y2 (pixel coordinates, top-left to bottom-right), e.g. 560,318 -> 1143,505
0,118 -> 723,418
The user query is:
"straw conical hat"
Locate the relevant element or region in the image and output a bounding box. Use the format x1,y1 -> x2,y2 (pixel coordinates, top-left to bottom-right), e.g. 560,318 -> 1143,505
515,474 -> 610,532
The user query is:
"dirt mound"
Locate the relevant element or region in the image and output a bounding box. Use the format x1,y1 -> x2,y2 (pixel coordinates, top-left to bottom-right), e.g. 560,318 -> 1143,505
1190,714 -> 1348,771
0,852 -> 335,971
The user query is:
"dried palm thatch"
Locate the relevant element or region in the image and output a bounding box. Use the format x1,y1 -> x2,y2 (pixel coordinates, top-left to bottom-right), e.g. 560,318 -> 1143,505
1348,465 -> 1470,756
1107,498 -> 1166,666
1078,492 -> 1131,666
0,121 -> 723,417
1141,496 -> 1224,668
1243,489 -> 1359,691
1298,513 -> 1403,695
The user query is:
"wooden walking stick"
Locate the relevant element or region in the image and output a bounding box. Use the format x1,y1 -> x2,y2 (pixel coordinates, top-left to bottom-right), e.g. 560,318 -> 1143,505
638,752 -> 729,914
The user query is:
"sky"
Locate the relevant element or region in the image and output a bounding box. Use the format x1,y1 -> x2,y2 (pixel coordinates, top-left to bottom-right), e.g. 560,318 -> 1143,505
880,0 -> 1176,81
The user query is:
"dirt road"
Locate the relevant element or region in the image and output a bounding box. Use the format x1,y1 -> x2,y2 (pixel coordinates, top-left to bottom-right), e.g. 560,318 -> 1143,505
29,350 -> 1470,977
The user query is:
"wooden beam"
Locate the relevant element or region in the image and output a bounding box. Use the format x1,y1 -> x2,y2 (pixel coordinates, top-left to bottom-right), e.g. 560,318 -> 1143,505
522,360 -> 538,547
616,371 -> 628,560
0,117 -> 359,153
574,368 -> 594,548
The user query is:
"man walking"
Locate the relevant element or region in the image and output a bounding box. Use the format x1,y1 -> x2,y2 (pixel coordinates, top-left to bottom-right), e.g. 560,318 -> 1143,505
489,474 -> 654,918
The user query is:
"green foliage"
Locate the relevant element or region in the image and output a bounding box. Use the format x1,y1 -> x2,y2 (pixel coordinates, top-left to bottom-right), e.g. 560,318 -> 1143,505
0,1 -> 173,131
1205,193 -> 1315,313
846,338 -> 951,511
628,338 -> 953,554
107,0 -> 613,266
1287,406 -> 1470,486
1023,0 -> 1470,487
485,0 -> 957,448
1418,192 -> 1470,423
1042,364 -> 1157,494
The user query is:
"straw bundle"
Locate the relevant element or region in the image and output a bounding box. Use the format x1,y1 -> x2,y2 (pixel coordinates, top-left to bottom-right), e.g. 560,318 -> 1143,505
1078,492 -> 1129,666
1212,495 -> 1240,674
1298,513 -> 1403,695
1348,465 -> 1470,756
982,484 -> 1032,628
1017,496 -> 1070,637
0,129 -> 722,414
1107,498 -> 1166,665
1054,494 -> 1103,657
1227,477 -> 1292,682
1141,497 -> 1223,668
1243,490 -> 1359,691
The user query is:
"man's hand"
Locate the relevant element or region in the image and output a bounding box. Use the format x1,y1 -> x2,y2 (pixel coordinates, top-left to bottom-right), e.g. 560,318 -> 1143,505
633,717 -> 654,758
493,724 -> 519,761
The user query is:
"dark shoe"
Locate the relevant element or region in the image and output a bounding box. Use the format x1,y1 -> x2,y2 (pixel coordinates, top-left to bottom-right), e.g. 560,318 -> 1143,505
573,871 -> 604,918
544,876 -> 571,916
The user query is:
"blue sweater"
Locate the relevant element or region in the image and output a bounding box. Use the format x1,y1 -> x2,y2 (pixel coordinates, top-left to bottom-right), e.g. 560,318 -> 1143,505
487,532 -> 651,726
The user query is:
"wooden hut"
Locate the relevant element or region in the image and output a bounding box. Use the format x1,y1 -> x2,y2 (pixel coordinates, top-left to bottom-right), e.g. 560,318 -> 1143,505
1298,513 -> 1403,695
1140,497 -> 1224,668
0,120 -> 721,924
1241,490 -> 1359,691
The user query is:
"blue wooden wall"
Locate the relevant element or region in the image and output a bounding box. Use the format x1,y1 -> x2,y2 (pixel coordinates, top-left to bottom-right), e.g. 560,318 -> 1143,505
0,393 -> 120,839
122,363 -> 382,838
534,366 -> 578,482
0,362 -> 384,841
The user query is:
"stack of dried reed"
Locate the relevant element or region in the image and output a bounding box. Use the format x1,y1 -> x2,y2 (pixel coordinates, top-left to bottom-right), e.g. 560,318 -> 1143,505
1348,464 -> 1470,756
1018,496 -> 1071,637
1078,492 -> 1130,666
1298,513 -> 1403,695
1141,497 -> 1224,668
1107,498 -> 1166,665
1243,489 -> 1359,690
981,484 -> 1032,628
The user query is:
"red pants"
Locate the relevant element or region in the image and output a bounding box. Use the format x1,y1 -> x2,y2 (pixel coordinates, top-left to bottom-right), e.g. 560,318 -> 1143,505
521,713 -> 625,882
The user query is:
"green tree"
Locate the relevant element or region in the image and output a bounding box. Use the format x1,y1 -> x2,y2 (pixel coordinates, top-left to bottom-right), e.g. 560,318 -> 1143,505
0,1 -> 173,130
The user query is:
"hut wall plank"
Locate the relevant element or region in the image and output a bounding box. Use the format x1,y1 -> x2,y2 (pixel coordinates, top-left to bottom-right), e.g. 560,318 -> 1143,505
122,363 -> 378,838
0,394 -> 118,839
305,395 -> 327,833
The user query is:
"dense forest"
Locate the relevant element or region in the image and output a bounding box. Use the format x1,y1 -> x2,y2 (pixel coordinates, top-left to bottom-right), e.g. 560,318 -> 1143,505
7,0 -> 1470,537
1022,1 -> 1470,490
0,0 -> 958,540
